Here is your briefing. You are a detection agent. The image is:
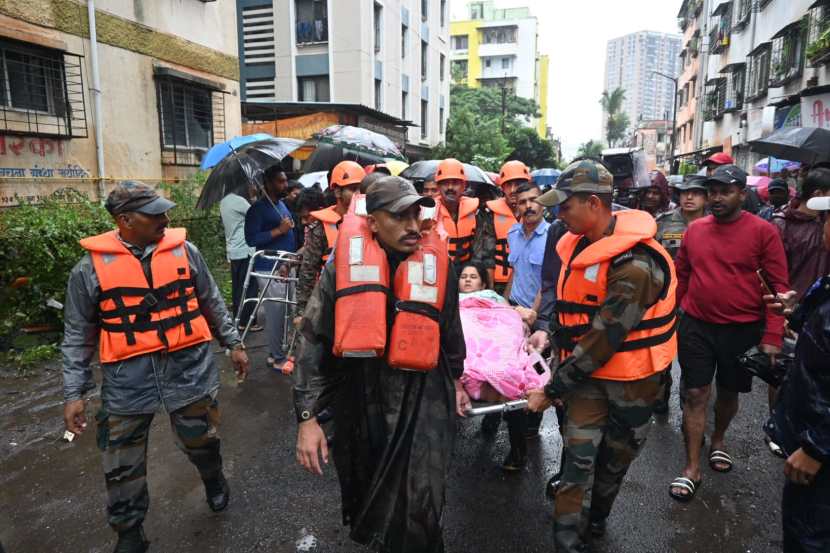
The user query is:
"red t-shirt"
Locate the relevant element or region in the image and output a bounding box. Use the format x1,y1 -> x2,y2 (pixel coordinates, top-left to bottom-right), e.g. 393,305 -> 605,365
675,211 -> 789,347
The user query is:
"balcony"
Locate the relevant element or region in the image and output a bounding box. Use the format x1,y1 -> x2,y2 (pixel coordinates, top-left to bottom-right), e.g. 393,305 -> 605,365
807,3 -> 830,66
709,27 -> 730,54
296,19 -> 328,44
769,21 -> 805,87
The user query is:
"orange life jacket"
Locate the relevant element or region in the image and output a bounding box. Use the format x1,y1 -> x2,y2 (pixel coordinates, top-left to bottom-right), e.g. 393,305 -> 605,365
486,198 -> 517,284
333,196 -> 449,371
437,196 -> 478,265
79,228 -> 213,364
555,210 -> 677,381
310,205 -> 341,264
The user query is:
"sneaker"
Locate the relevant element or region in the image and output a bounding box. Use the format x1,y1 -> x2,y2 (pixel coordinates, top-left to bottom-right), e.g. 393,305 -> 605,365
113,525 -> 149,553
204,473 -> 230,512
765,436 -> 786,459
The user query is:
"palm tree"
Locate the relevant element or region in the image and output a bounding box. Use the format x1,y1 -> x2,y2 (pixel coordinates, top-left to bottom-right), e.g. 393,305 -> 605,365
576,140 -> 604,159
600,88 -> 630,147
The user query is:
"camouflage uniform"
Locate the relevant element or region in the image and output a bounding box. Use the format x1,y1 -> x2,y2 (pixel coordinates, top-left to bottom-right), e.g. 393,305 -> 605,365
295,220 -> 329,318
655,208 -> 689,259
468,207 -> 497,272
537,161 -> 669,553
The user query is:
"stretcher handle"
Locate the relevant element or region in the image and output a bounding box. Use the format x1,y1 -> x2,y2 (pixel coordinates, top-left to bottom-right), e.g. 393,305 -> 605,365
464,399 -> 528,417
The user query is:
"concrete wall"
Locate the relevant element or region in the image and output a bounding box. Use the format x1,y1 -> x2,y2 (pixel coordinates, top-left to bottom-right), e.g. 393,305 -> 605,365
0,0 -> 241,206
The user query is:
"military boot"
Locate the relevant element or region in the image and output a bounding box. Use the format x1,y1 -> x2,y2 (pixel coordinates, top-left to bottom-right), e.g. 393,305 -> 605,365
113,525 -> 149,553
204,472 -> 230,512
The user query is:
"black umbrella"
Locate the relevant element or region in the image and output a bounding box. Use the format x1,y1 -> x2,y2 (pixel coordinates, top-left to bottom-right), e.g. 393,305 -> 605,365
302,142 -> 391,173
748,127 -> 830,165
196,138 -> 303,209
400,160 -> 495,185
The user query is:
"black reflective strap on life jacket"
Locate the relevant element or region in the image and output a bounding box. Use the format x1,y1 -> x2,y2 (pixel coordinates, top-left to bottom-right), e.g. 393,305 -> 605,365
555,311 -> 678,352
395,300 -> 441,323
449,235 -> 473,262
494,238 -> 510,271
616,317 -> 678,352
554,300 -> 599,316
100,307 -> 204,336
334,283 -> 391,300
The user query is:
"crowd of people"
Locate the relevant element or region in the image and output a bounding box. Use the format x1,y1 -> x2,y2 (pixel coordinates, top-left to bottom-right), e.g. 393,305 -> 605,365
59,150 -> 830,553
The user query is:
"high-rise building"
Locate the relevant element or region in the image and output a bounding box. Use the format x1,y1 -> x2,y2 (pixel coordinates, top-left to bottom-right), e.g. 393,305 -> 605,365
449,1 -> 550,138
603,31 -> 682,141
236,0 -> 450,154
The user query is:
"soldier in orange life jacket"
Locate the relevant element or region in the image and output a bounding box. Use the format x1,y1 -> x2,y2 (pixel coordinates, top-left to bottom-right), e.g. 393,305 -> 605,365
294,160 -> 367,322
433,158 -> 496,281
486,160 -> 529,290
61,181 -> 249,553
525,160 -> 678,553
294,176 -> 467,553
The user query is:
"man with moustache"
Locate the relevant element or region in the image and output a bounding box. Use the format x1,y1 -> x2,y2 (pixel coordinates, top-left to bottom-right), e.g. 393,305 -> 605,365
487,160 -> 529,292
293,176 -> 466,553
62,181 -> 249,553
670,164 -> 789,502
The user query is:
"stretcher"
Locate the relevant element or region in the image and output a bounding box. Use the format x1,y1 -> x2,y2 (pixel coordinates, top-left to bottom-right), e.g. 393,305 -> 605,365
465,399 -> 529,417
235,249 -> 301,350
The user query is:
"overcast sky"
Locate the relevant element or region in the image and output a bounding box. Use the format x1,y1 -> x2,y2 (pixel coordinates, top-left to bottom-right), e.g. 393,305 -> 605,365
450,0 -> 681,160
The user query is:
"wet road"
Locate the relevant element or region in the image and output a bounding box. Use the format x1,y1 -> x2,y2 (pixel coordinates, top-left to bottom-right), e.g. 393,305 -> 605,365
0,341 -> 784,553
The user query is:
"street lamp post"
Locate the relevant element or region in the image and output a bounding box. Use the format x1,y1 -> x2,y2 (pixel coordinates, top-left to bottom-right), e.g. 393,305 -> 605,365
652,70 -> 678,172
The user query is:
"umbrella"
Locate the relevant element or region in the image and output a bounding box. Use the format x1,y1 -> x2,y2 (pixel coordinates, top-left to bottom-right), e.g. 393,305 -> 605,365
303,142 -> 393,173
196,138 -> 303,209
531,168 -> 561,187
400,160 -> 495,185
748,127 -> 830,165
382,159 -> 410,176
200,133 -> 272,170
753,157 -> 801,175
314,124 -> 405,160
747,176 -> 771,188
298,170 -> 329,191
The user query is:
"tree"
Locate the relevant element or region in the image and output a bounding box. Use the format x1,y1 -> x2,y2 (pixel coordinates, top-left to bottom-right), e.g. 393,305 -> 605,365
600,88 -> 630,147
432,106 -> 510,171
576,140 -> 604,159
505,126 -> 558,168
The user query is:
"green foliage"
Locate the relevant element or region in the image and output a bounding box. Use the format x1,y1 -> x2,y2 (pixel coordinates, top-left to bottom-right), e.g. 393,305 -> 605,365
807,27 -> 830,62
600,88 -> 630,147
576,140 -> 605,159
0,173 -> 231,345
1,343 -> 60,375
678,161 -> 699,176
434,83 -> 556,170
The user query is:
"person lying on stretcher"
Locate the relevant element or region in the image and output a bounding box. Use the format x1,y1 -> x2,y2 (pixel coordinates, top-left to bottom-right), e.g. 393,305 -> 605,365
454,262 -> 551,470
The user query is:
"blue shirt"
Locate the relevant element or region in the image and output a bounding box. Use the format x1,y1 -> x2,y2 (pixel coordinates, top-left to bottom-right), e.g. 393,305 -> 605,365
244,196 -> 297,271
507,219 -> 550,308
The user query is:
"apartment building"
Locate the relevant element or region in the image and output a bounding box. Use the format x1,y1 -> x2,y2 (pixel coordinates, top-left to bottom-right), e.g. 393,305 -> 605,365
0,0 -> 242,206
603,31 -> 682,141
675,0 -> 706,158
449,0 -> 550,138
237,0 -> 450,153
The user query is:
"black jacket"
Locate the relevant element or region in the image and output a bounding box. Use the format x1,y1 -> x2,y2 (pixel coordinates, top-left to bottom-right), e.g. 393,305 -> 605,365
766,276 -> 830,464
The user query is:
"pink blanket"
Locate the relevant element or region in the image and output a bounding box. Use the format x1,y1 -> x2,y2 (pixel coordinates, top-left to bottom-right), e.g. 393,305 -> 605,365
459,296 -> 550,401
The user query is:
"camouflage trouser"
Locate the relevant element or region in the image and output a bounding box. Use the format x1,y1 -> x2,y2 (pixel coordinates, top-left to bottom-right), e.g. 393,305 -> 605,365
96,396 -> 222,532
553,373 -> 663,553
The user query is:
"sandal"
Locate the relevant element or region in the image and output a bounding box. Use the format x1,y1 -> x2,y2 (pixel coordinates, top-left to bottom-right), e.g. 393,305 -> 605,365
669,477 -> 701,502
709,449 -> 734,473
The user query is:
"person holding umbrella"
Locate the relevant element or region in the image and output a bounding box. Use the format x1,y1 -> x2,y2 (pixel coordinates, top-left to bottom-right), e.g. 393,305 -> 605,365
244,166 -> 298,370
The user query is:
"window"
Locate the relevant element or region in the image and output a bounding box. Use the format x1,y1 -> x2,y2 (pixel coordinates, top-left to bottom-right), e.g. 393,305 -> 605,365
733,0 -> 751,31
297,75 -> 330,101
421,41 -> 428,80
703,78 -> 726,120
440,0 -> 446,27
421,0 -> 428,21
439,107 -> 444,135
374,3 -> 382,54
402,90 -> 408,119
451,35 -> 468,50
421,99 -> 428,139
746,43 -> 771,99
770,21 -> 805,87
807,2 -> 830,65
440,54 -> 445,81
402,24 -> 408,59
156,77 -> 224,166
470,2 -> 484,19
722,63 -> 745,112
374,79 -> 382,110
295,0 -> 328,44
451,59 -> 468,81
485,58 -> 491,68
481,26 -> 517,45
709,2 -> 732,54
241,4 -> 275,65
0,39 -> 87,138
501,57 -> 510,70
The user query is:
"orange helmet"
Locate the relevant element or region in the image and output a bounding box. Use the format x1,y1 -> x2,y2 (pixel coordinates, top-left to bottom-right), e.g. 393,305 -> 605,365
330,160 -> 366,187
499,160 -> 530,185
435,158 -> 467,183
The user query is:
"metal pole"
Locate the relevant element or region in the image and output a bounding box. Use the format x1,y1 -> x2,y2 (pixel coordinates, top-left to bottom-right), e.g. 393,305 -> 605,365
87,0 -> 106,200
652,71 -> 678,172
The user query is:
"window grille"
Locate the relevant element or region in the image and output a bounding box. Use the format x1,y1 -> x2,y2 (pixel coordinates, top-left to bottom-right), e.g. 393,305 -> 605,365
156,77 -> 225,167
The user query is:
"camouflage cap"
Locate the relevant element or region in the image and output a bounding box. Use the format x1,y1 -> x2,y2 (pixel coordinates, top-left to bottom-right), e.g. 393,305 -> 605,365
105,180 -> 176,216
674,174 -> 708,191
536,159 -> 614,207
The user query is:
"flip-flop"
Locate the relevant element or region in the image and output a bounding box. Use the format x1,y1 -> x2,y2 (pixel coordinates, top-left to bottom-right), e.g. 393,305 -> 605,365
709,449 -> 734,473
669,476 -> 701,502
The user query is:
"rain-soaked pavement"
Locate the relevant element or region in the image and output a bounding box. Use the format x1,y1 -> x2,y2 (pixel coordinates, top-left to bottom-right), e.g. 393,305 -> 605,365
0,335 -> 784,553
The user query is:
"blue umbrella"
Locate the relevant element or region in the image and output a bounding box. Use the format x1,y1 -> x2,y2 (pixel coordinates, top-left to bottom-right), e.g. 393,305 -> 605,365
531,168 -> 561,187
200,133 -> 273,170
